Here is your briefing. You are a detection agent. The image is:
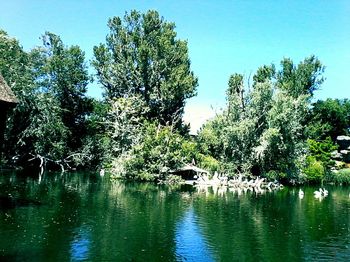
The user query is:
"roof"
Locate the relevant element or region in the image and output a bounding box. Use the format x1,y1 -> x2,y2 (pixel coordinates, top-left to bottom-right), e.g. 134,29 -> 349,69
0,74 -> 18,104
171,164 -> 209,174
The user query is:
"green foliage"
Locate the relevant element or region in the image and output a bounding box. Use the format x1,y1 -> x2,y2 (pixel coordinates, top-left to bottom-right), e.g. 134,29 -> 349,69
106,95 -> 148,156
264,170 -> 287,181
80,100 -> 112,169
1,30 -> 93,169
92,10 -> 203,178
0,30 -> 36,159
0,22 -> 338,186
113,122 -> 196,181
307,137 -> 338,168
197,115 -> 225,160
257,92 -> 308,175
306,98 -> 350,140
0,30 -> 34,96
253,64 -> 276,85
276,56 -> 324,98
31,32 -> 93,151
161,174 -> 185,185
197,154 -> 221,173
92,10 -> 198,128
20,93 -> 68,160
327,169 -> 350,185
303,156 -> 325,183
199,56 -> 324,181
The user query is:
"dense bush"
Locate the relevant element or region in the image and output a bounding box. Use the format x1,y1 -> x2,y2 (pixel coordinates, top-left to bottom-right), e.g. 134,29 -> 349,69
264,170 -> 287,181
307,137 -> 338,168
111,122 -> 197,181
327,169 -> 350,185
303,156 -> 325,183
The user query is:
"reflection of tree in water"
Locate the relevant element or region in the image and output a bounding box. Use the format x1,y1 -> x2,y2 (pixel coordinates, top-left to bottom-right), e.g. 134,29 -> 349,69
89,181 -> 190,261
1,171 -> 350,261
0,171 -> 191,261
192,186 -> 350,261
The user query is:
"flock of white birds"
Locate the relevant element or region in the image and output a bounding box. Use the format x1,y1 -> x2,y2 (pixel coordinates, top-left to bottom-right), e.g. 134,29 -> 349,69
298,188 -> 329,200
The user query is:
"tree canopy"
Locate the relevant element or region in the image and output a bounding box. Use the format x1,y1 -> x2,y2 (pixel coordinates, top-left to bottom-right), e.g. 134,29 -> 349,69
198,56 -> 323,180
0,11 -> 347,185
306,98 -> 350,140
92,10 -> 198,127
1,30 -> 93,170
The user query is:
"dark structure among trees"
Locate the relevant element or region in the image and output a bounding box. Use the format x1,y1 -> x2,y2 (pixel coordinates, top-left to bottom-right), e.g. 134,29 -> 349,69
171,164 -> 209,180
0,74 -> 17,156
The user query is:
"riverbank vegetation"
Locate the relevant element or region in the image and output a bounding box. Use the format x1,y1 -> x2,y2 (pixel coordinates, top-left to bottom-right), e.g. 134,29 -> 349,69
1,10 -> 349,184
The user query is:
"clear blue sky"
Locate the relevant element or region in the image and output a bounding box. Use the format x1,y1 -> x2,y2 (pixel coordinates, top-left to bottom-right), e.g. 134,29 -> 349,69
1,1 -> 349,130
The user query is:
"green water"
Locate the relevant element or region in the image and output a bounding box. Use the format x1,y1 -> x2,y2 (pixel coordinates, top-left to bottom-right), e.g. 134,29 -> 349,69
1,171 -> 350,261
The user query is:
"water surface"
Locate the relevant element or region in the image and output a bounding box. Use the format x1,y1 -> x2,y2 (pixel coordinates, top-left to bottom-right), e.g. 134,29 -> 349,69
1,171 -> 350,261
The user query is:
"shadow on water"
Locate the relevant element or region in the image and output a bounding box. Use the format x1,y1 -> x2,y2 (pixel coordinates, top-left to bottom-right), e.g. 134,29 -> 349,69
1,170 -> 350,261
0,195 -> 42,210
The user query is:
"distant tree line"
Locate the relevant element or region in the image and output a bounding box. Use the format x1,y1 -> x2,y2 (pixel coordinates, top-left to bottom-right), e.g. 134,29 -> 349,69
0,10 -> 349,183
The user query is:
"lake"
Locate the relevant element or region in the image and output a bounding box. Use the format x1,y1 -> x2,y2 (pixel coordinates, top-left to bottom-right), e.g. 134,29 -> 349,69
1,171 -> 350,261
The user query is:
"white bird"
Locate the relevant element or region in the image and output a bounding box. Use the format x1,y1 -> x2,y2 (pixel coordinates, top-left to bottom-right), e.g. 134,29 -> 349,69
99,169 -> 105,177
321,188 -> 328,196
314,189 -> 322,198
298,189 -> 304,199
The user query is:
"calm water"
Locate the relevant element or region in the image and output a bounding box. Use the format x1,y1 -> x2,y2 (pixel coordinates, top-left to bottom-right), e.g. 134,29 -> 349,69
1,171 -> 350,261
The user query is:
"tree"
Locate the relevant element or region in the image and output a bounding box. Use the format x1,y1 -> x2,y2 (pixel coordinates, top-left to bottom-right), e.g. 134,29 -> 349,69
0,30 -> 36,162
31,32 -> 93,151
113,122 -> 198,181
252,55 -> 324,98
0,30 -> 34,95
107,95 -> 148,156
1,30 -> 94,170
20,93 -> 68,164
306,98 -> 350,140
92,10 -> 198,127
198,56 -> 324,181
276,55 -> 324,98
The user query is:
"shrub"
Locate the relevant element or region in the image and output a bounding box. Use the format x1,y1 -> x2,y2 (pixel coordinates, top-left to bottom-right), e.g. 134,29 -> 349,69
113,122 -> 198,181
303,156 -> 325,183
265,170 -> 287,181
307,137 -> 338,169
197,154 -> 221,173
328,168 -> 350,184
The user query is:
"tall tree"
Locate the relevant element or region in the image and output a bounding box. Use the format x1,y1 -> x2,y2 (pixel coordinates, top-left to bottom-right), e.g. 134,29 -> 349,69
1,30 -> 94,170
92,10 -> 198,126
32,32 -> 93,151
252,55 -> 324,98
199,56 -> 323,180
276,55 -> 324,98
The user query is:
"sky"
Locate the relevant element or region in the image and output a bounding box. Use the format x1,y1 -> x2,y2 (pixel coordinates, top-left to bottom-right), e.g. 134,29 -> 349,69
1,0 -> 349,132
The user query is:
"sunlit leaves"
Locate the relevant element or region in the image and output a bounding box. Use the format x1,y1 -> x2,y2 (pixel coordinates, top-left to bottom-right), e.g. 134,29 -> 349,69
93,10 -> 198,126
199,56 -> 324,179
